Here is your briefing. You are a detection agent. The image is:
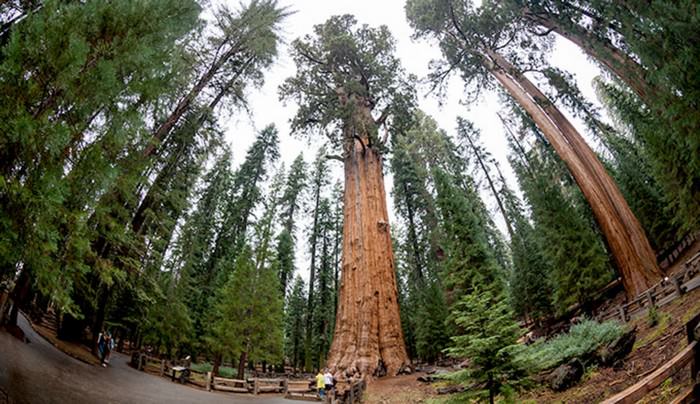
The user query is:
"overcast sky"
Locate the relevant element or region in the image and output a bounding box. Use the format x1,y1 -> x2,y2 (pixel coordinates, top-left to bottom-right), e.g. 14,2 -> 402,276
219,0 -> 608,283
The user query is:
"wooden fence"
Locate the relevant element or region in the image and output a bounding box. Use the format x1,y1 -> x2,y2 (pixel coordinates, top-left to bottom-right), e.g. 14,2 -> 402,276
285,379 -> 318,401
601,311 -> 700,403
127,354 -> 368,403
341,379 -> 366,404
597,253 -> 700,324
657,231 -> 699,270
206,374 -> 250,393
206,374 -> 313,396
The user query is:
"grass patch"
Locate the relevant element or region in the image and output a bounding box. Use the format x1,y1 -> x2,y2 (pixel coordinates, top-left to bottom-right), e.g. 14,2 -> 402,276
581,364 -> 599,382
190,362 -> 237,378
519,319 -> 626,372
633,312 -> 670,351
681,296 -> 700,324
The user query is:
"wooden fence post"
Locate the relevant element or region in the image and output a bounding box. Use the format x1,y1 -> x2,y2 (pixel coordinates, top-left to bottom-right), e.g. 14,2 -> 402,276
618,306 -> 627,322
672,276 -> 685,296
254,378 -> 259,395
160,359 -> 165,376
646,290 -> 655,307
283,378 -> 288,395
206,372 -> 212,391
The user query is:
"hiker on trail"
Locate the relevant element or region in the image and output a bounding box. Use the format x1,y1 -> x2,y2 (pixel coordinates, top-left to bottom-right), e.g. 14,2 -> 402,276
97,331 -> 114,367
324,369 -> 334,397
316,370 -> 325,398
104,332 -> 114,365
97,331 -> 107,366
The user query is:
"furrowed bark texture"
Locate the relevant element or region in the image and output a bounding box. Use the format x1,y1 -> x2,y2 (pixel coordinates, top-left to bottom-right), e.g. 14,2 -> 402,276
326,111 -> 408,378
485,49 -> 662,297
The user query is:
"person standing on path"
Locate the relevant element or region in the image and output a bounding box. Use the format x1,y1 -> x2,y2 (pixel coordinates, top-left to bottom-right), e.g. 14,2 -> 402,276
97,330 -> 114,367
104,332 -> 114,365
323,369 -> 334,400
97,330 -> 107,366
316,370 -> 325,399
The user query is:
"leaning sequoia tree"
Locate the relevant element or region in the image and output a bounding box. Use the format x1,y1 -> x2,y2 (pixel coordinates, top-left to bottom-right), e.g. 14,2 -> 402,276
406,0 -> 662,297
280,15 -> 415,377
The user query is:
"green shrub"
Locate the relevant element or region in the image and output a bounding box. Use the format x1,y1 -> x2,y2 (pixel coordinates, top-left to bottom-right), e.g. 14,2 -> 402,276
190,362 -> 212,373
519,319 -> 626,372
648,305 -> 659,327
190,362 -> 236,378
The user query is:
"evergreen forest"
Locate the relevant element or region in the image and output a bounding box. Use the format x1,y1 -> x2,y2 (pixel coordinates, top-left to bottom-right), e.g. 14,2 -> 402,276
1,1 -> 699,403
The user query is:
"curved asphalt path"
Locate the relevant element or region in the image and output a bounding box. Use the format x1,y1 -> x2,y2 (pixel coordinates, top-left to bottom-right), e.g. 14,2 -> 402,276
0,314 -> 287,404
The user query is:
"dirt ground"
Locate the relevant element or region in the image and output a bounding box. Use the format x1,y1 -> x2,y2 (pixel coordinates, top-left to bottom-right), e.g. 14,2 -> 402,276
364,373 -> 437,404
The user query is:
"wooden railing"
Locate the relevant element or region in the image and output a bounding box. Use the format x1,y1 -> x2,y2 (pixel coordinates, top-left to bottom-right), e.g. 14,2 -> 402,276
206,374 -> 250,393
597,256 -> 700,324
332,379 -> 366,404
251,377 -> 287,394
601,311 -> 700,403
285,379 -> 317,401
657,231 -> 699,270
128,353 -> 365,402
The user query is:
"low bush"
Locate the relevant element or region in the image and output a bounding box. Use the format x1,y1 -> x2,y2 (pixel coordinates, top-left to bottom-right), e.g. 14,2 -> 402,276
519,319 -> 626,372
190,362 -> 237,378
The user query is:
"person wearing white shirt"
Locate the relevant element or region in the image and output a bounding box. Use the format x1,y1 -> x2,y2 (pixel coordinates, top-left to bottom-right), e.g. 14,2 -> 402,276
323,369 -> 334,396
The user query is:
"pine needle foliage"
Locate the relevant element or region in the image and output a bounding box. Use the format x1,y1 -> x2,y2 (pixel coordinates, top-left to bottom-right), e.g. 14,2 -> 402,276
445,288 -> 527,404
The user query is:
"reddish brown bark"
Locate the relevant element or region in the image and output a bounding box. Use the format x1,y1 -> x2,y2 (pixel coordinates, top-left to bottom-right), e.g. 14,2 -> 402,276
326,104 -> 409,378
484,49 -> 662,297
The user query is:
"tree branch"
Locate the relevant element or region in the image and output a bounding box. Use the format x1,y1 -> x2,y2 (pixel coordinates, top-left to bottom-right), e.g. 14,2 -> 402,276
326,154 -> 343,162
374,105 -> 391,127
528,26 -> 556,37
297,48 -> 326,67
380,127 -> 390,146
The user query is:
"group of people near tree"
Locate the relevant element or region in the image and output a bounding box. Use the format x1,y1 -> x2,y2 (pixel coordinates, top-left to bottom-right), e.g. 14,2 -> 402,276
315,368 -> 335,399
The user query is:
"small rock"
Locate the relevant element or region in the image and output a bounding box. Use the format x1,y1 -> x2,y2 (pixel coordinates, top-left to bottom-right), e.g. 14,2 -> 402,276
416,375 -> 433,383
548,358 -> 584,391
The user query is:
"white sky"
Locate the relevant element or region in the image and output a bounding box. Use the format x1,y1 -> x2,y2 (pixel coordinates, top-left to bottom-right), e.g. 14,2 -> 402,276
220,0 -> 608,283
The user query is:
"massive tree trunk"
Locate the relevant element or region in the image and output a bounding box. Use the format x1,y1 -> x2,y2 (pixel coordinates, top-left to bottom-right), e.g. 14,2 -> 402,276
484,49 -> 662,297
326,104 -> 409,378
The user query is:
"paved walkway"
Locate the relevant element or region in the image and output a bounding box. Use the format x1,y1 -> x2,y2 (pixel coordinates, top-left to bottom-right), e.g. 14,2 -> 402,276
0,314 -> 288,404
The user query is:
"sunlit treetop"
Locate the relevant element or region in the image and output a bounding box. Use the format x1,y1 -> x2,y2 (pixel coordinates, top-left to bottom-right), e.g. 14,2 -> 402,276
280,14 -> 416,154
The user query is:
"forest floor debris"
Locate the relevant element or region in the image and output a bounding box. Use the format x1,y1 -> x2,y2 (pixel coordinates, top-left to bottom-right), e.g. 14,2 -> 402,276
364,372 -> 437,403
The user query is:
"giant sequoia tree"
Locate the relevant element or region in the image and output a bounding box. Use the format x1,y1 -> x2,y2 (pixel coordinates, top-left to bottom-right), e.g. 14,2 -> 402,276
280,15 -> 415,378
406,0 -> 663,297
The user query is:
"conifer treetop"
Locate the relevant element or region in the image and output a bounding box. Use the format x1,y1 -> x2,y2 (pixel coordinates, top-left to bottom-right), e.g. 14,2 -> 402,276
279,15 -> 416,153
